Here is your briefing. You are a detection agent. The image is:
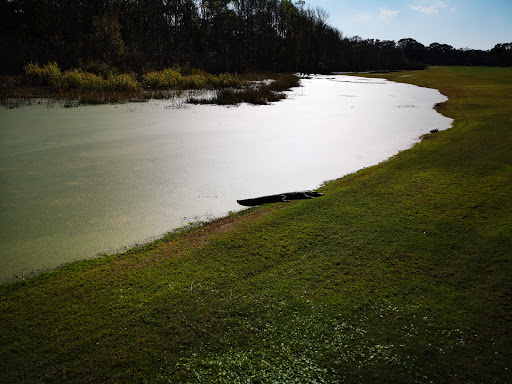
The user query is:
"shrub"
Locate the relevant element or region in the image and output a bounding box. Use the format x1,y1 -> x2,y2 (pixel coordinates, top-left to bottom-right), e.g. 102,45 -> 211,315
24,62 -> 63,88
63,69 -> 104,90
269,73 -> 300,92
143,67 -> 243,90
183,74 -> 208,89
22,62 -> 246,102
106,73 -> 138,91
143,68 -> 183,88
60,70 -> 138,91
41,62 -> 63,88
212,73 -> 243,88
82,61 -> 119,78
23,62 -> 43,84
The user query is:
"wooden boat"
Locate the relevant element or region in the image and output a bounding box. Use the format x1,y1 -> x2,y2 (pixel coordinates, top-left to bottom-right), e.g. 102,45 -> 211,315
237,190 -> 323,207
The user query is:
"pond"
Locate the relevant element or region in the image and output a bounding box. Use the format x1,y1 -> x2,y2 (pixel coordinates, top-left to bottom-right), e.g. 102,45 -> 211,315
0,75 -> 452,282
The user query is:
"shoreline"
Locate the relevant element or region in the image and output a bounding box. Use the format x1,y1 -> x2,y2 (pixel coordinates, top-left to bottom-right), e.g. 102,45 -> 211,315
1,71 -> 301,107
0,73 -> 449,286
1,66 -> 511,382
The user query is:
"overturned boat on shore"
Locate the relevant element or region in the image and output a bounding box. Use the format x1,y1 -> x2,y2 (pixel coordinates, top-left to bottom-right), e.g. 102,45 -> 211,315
237,190 -> 324,207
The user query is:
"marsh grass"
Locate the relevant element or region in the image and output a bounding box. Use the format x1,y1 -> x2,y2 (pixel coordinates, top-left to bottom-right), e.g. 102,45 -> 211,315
11,62 -> 248,105
23,62 -> 138,91
4,63 -> 299,106
143,67 -> 242,90
1,67 -> 511,383
188,73 -> 300,105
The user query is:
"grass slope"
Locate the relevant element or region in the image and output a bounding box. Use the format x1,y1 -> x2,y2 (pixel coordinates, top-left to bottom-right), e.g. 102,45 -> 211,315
1,67 -> 511,383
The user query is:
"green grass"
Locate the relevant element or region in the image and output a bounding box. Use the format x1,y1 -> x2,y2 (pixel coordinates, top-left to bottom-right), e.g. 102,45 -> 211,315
1,66 -> 511,383
446,66 -> 512,74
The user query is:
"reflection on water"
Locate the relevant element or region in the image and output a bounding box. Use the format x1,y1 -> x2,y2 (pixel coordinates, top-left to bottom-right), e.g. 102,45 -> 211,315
0,75 -> 452,282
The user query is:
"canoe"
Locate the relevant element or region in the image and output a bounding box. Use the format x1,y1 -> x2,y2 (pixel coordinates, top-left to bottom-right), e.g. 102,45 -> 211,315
237,190 -> 323,207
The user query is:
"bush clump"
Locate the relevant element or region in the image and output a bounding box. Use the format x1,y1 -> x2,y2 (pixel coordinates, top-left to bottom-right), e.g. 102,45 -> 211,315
189,73 -> 300,105
142,67 -> 243,89
81,61 -> 120,79
24,62 -> 139,92
105,73 -> 138,91
20,62 -> 295,105
143,68 -> 183,88
62,69 -> 104,90
24,62 -> 63,88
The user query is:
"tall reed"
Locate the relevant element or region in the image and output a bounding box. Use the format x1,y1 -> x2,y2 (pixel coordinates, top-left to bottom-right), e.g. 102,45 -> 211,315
142,67 -> 243,89
24,62 -> 139,92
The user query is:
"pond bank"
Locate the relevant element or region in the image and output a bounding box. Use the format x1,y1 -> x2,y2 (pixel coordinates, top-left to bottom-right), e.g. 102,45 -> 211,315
0,74 -> 450,283
1,67 -> 511,383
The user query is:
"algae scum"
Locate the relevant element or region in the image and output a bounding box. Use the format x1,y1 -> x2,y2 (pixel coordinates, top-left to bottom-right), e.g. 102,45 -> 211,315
1,67 -> 511,383
0,75 -> 450,282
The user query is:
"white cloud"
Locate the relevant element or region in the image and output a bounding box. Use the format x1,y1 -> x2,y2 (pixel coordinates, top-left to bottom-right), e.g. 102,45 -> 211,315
380,8 -> 400,20
357,12 -> 373,22
357,8 -> 399,23
410,1 -> 446,15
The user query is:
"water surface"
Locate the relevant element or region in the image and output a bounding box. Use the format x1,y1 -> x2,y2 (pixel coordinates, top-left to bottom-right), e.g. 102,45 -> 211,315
0,75 -> 452,282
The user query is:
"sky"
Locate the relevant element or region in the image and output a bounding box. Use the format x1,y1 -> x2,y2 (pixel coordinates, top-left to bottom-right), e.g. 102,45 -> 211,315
302,0 -> 512,50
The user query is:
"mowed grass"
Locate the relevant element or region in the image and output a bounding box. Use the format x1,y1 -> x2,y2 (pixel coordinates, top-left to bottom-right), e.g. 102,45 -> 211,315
1,67 -> 511,383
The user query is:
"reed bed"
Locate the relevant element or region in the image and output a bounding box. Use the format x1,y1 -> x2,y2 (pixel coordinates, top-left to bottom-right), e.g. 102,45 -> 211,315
188,72 -> 301,105
15,62 -> 299,106
24,62 -> 139,91
23,63 -> 243,92
18,62 -> 248,105
143,67 -> 242,90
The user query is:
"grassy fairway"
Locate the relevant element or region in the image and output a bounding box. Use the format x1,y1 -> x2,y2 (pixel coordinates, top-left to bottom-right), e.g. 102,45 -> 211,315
1,67 -> 511,383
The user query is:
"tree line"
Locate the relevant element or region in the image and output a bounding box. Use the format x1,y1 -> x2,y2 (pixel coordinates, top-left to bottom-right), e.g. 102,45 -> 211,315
1,0 -> 511,75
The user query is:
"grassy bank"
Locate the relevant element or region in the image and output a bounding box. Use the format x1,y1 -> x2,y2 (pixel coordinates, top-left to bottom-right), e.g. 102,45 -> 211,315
1,66 -> 511,383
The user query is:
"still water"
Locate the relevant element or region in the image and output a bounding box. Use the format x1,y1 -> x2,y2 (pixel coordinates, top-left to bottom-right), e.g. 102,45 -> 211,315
0,75 -> 451,282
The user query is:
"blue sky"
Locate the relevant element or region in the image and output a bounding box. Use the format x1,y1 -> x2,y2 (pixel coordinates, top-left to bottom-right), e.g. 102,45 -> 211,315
302,0 -> 512,50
